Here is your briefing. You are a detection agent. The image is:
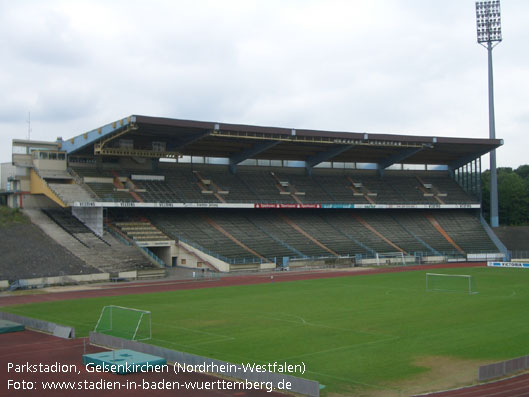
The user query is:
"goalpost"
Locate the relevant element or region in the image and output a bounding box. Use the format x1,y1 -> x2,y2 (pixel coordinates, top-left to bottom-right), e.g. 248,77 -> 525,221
376,252 -> 406,266
94,305 -> 152,341
425,273 -> 476,295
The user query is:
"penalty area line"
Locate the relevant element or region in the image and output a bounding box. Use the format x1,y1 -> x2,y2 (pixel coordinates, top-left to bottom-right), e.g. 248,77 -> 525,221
280,335 -> 401,361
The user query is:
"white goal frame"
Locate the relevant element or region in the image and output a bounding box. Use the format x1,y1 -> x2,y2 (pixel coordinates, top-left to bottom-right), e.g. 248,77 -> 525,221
376,252 -> 406,266
425,273 -> 476,295
94,305 -> 152,341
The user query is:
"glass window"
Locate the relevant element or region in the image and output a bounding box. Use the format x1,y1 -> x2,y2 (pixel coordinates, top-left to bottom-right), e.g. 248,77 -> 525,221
12,146 -> 27,154
356,163 -> 377,170
39,152 -> 48,159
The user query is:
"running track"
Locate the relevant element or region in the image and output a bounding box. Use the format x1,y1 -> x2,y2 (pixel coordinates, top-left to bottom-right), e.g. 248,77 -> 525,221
0,262 -> 484,307
0,330 -> 283,396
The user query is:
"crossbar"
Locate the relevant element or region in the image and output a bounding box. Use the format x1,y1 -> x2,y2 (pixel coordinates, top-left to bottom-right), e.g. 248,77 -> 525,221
426,273 -> 471,278
106,305 -> 150,314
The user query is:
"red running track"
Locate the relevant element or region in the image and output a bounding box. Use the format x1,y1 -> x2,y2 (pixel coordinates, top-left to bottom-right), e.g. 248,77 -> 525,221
0,262 -> 485,307
0,330 -> 284,397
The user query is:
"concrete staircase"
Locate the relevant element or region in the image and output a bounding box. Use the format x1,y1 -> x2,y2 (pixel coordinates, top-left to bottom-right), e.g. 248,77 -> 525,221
23,209 -> 153,274
47,183 -> 94,205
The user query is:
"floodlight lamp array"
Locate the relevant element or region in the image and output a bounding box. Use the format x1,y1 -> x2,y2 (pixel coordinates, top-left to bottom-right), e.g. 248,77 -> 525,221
476,0 -> 502,43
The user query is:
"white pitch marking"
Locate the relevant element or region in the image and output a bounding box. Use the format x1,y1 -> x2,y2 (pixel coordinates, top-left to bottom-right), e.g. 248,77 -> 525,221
280,335 -> 400,361
151,321 -> 235,340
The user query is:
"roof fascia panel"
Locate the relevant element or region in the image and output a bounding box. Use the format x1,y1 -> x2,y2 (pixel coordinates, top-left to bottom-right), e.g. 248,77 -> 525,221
58,116 -> 136,154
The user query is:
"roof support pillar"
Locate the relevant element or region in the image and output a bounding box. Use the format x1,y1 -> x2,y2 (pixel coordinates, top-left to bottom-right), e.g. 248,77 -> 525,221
172,129 -> 212,151
229,140 -> 281,174
448,149 -> 490,172
377,147 -> 425,177
305,145 -> 353,176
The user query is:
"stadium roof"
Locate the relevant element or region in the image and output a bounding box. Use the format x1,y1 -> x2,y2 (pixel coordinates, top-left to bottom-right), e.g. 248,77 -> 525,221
58,115 -> 503,170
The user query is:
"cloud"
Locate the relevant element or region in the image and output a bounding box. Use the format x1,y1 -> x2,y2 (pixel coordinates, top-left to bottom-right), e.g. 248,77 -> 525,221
0,0 -> 528,169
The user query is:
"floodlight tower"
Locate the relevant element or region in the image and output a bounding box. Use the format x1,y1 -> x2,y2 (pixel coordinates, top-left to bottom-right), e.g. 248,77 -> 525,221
476,0 -> 502,227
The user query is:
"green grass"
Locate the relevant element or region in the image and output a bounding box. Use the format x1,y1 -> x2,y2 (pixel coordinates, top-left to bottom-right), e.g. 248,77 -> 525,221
0,206 -> 28,227
4,267 -> 529,395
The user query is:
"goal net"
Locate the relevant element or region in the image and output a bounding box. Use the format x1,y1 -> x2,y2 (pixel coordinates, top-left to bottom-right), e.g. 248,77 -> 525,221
425,273 -> 476,295
376,252 -> 406,266
94,305 -> 152,341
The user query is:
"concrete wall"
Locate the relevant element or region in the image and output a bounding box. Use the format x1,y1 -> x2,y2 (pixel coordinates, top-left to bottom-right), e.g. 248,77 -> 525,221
12,154 -> 32,168
150,245 -> 173,265
89,332 -> 319,397
259,262 -> 277,270
467,253 -> 504,261
0,312 -> 75,338
10,273 -> 109,288
358,256 -> 414,266
177,241 -> 230,272
422,256 -> 447,264
118,270 -> 137,280
33,157 -> 67,172
10,193 -> 61,209
72,206 -> 103,236
0,162 -> 16,190
290,257 -> 354,268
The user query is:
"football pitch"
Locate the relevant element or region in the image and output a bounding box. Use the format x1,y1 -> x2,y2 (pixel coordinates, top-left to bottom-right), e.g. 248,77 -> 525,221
4,266 -> 529,395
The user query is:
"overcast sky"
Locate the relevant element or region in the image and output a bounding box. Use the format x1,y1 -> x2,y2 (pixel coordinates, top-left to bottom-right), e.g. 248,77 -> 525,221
1,0 -> 528,169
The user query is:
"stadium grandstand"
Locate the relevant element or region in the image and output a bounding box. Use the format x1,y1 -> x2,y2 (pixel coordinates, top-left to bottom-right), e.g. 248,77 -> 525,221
3,115 -> 508,279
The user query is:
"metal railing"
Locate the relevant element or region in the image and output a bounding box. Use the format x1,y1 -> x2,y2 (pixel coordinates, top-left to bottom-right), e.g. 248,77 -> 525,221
510,250 -> 529,260
139,246 -> 167,267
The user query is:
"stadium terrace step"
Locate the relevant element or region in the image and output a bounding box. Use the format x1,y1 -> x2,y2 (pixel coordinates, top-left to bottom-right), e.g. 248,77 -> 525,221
72,165 -> 478,205
47,183 -> 94,205
112,220 -> 174,247
24,209 -> 155,273
352,213 -> 407,255
426,214 -> 465,254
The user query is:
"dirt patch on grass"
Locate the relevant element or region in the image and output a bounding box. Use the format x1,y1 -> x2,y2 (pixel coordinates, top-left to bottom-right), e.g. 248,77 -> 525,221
328,356 -> 489,397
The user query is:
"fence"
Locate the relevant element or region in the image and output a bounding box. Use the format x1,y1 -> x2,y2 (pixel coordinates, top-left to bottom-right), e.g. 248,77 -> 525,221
511,250 -> 529,260
0,312 -> 75,339
89,332 -> 320,397
478,355 -> 529,381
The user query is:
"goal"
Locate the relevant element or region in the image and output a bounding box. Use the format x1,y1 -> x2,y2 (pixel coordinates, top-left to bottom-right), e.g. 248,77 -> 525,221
425,273 -> 476,295
376,252 -> 406,266
94,305 -> 152,341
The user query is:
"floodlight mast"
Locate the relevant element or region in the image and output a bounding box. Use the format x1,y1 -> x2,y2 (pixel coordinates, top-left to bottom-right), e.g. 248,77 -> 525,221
476,0 -> 502,227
